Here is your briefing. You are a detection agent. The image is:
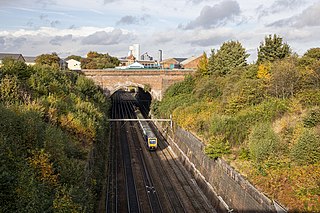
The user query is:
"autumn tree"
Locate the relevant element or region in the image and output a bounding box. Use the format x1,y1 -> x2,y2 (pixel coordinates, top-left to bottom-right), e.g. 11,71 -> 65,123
208,41 -> 249,75
257,34 -> 291,64
81,51 -> 120,69
66,55 -> 82,62
269,57 -> 301,98
35,53 -> 60,67
196,52 -> 209,77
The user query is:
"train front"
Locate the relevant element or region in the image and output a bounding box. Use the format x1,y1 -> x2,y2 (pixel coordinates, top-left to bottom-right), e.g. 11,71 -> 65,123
148,137 -> 157,150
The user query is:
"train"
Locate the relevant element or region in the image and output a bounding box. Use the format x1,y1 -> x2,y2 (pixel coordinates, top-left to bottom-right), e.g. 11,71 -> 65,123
135,108 -> 158,150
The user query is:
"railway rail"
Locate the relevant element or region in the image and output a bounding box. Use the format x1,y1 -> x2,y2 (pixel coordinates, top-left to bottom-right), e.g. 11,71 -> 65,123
105,90 -> 216,213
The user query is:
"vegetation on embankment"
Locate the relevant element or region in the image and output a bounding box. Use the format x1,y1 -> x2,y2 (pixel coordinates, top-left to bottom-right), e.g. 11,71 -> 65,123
152,35 -> 320,212
0,58 -> 110,212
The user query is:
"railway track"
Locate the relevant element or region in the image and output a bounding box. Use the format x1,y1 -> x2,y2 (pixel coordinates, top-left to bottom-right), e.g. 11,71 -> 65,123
105,90 -> 216,213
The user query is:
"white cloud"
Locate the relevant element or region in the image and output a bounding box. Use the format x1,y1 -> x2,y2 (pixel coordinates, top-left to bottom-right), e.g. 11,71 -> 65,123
184,0 -> 241,29
267,2 -> 320,27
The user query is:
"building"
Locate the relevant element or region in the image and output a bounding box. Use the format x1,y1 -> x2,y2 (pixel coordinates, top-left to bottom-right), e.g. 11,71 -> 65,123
180,55 -> 202,69
0,53 -> 25,65
66,59 -> 81,71
158,50 -> 163,62
128,44 -> 140,61
141,52 -> 153,61
160,57 -> 187,69
24,56 -> 37,66
127,62 -> 144,69
118,54 -> 159,69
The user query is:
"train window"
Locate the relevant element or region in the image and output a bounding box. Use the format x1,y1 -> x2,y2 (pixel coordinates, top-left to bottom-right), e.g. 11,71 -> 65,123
149,139 -> 157,144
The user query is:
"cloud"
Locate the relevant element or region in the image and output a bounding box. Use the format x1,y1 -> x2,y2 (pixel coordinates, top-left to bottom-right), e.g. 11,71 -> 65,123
184,0 -> 240,29
267,2 -> 320,28
81,29 -> 133,45
116,14 -> 150,25
50,20 -> 60,27
103,0 -> 118,4
49,34 -> 73,46
257,0 -> 306,18
188,0 -> 205,4
117,15 -> 139,25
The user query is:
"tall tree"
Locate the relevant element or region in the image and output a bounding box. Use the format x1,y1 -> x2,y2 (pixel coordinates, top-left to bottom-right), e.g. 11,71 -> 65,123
35,53 -> 60,67
81,51 -> 120,69
208,41 -> 249,75
196,52 -> 209,77
257,34 -> 291,64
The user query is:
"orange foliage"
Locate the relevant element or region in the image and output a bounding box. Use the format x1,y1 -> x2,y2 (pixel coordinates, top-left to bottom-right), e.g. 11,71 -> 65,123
28,149 -> 58,185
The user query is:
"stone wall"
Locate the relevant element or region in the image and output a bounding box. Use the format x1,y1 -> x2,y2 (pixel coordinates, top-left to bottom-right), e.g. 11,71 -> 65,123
155,122 -> 286,213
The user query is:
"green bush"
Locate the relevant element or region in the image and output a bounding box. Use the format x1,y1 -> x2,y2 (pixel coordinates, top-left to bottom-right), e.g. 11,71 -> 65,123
204,136 -> 231,159
291,129 -> 320,165
303,108 -> 320,128
248,123 -> 280,162
210,98 -> 288,145
163,74 -> 195,98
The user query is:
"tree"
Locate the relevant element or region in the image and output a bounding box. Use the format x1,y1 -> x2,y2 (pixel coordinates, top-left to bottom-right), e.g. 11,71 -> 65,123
35,53 -> 60,67
196,52 -> 209,77
208,41 -> 249,75
257,34 -> 291,64
81,51 -> 120,69
66,55 -> 82,62
0,58 -> 31,80
269,57 -> 301,98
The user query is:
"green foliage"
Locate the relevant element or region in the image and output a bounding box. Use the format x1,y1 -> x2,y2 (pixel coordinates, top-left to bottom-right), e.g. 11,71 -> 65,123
0,58 -> 32,80
303,108 -> 320,128
0,61 -> 110,212
0,75 -> 21,105
210,98 -> 288,145
205,136 -> 231,159
35,52 -> 60,67
81,51 -> 120,69
298,89 -> 320,107
248,123 -> 280,162
193,76 -> 222,100
291,129 -> 320,165
208,41 -> 249,75
152,37 -> 320,212
257,34 -> 291,64
164,74 -> 195,98
269,57 -> 301,98
66,55 -> 82,62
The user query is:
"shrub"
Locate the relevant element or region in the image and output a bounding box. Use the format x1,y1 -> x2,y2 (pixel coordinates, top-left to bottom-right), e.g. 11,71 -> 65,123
291,129 -> 320,165
204,136 -> 231,159
248,123 -> 280,162
303,108 -> 320,128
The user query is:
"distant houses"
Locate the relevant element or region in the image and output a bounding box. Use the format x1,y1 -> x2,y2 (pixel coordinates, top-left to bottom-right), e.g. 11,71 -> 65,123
160,55 -> 202,69
0,53 -> 82,71
0,53 -> 25,64
0,51 -> 202,71
24,56 -> 36,66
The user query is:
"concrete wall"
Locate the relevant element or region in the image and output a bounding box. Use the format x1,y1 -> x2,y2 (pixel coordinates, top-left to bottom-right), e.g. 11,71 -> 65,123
155,122 -> 285,213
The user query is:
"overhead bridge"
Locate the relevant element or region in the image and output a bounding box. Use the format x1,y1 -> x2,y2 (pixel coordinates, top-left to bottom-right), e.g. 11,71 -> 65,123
82,69 -> 195,100
108,118 -> 172,128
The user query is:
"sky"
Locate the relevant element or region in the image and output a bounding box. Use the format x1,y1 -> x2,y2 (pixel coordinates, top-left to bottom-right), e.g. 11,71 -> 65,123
0,0 -> 319,62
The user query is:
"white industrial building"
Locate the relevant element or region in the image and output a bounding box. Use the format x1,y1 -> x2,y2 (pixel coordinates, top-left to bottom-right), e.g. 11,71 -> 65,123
66,59 -> 81,71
